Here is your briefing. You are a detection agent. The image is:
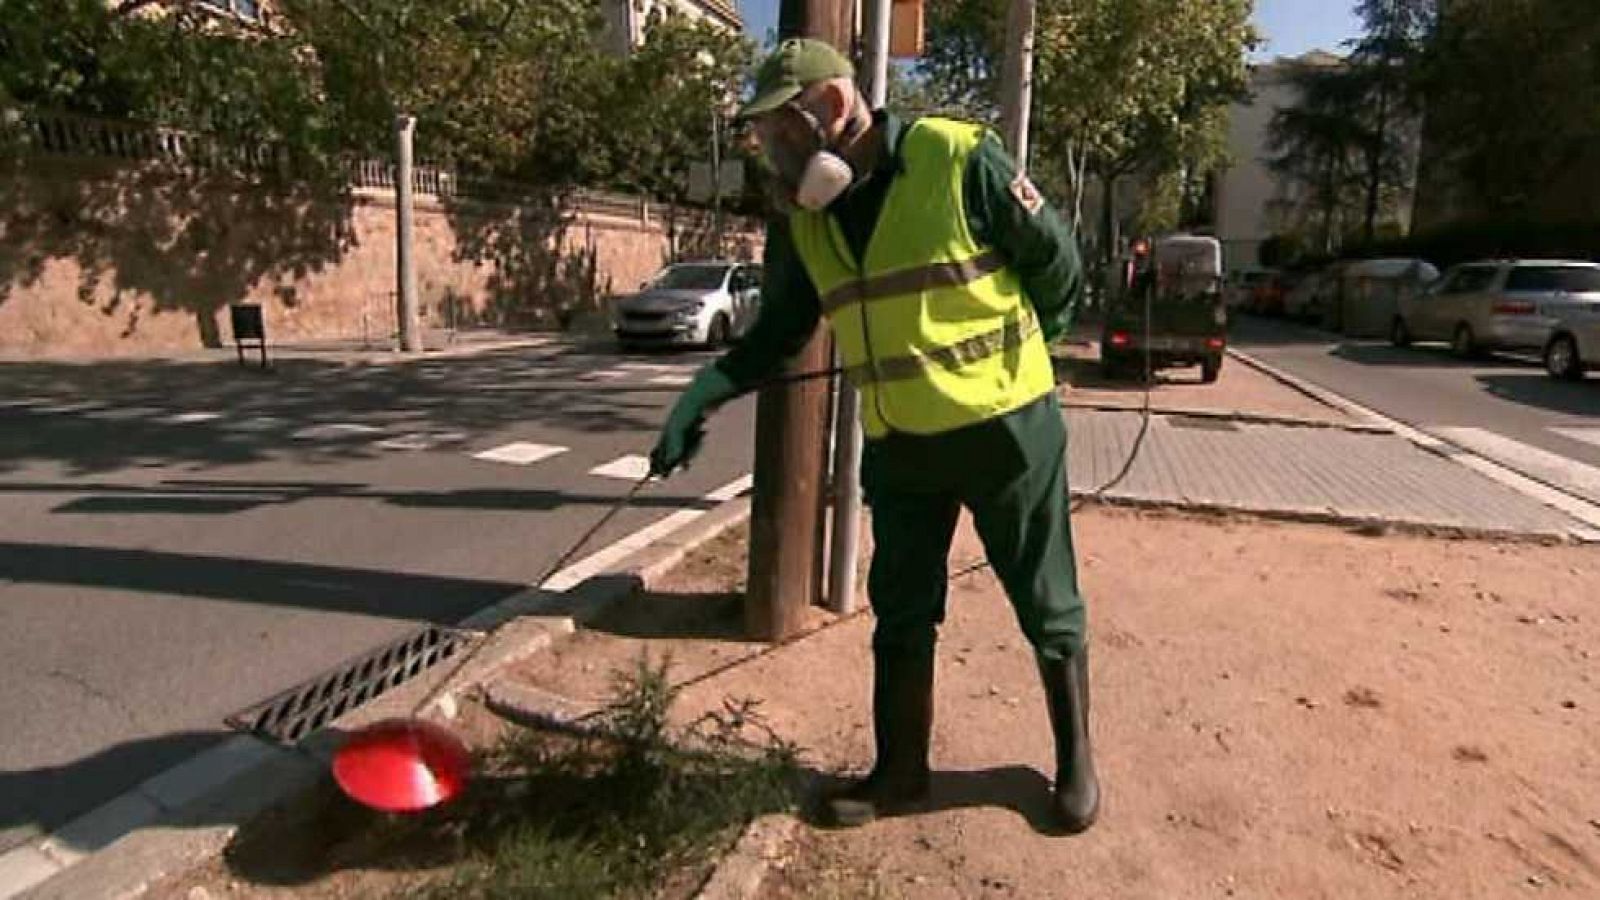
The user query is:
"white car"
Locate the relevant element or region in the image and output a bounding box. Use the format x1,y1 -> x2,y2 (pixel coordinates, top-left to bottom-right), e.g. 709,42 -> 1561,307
612,261 -> 762,350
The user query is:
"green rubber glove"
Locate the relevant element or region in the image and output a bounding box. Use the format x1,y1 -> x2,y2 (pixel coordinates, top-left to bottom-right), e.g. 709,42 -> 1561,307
649,364 -> 739,478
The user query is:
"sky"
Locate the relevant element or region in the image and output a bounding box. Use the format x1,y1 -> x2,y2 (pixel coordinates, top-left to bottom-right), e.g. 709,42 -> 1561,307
736,0 -> 1363,60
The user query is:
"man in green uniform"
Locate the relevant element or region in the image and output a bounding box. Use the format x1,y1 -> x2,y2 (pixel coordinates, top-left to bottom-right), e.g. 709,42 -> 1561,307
649,39 -> 1099,833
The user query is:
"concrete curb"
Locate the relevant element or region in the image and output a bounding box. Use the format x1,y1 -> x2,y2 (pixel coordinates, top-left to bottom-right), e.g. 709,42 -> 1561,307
1227,348 -> 1600,542
1059,398 -> 1391,434
1075,493 -> 1570,544
1224,348 -> 1390,427
693,815 -> 804,900
6,489 -> 755,900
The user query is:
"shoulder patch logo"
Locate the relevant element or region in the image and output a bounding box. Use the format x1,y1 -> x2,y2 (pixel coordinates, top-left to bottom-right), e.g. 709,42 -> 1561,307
1010,172 -> 1044,216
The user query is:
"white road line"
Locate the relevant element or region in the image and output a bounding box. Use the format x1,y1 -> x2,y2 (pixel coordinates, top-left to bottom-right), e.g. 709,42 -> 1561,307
542,509 -> 704,591
647,374 -> 693,386
1433,427 -> 1600,506
160,411 -> 223,425
616,362 -> 691,372
376,431 -> 468,451
578,369 -> 629,381
1550,427 -> 1600,451
81,407 -> 162,421
540,472 -> 751,592
589,454 -> 652,480
291,423 -> 384,441
706,473 -> 754,502
472,442 -> 568,466
37,402 -> 103,415
218,416 -> 288,433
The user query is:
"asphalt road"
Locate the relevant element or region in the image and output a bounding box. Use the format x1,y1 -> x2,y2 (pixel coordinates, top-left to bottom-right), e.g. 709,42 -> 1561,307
0,339 -> 757,854
1230,315 -> 1600,477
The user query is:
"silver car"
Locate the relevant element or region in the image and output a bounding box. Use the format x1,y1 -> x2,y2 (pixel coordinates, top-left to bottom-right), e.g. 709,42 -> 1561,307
612,261 -> 761,350
1392,260 -> 1600,361
1536,265 -> 1600,380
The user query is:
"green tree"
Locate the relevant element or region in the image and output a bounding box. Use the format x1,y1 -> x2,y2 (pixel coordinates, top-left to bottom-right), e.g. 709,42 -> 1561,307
279,0 -> 611,177
0,0 -> 325,157
601,12 -> 754,198
1033,0 -> 1253,256
1265,1 -> 1439,252
1266,58 -> 1370,253
920,0 -> 1007,123
923,0 -> 1252,253
1416,0 -> 1600,220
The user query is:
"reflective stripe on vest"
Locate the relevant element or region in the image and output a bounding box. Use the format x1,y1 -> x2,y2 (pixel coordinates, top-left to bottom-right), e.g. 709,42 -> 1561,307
843,309 -> 1040,385
789,117 -> 1057,438
819,249 -> 1007,316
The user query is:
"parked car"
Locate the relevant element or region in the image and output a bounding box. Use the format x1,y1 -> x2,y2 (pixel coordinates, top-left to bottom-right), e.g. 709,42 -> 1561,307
1249,271 -> 1293,316
1283,265 -> 1341,323
612,261 -> 761,350
1392,260 -> 1600,361
1224,269 -> 1277,312
1534,264 -> 1600,380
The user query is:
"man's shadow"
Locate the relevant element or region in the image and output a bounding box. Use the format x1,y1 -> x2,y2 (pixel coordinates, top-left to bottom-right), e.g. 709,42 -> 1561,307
802,765 -> 1061,835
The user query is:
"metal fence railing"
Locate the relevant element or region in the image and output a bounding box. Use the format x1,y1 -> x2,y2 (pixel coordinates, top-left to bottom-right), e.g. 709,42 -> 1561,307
7,109 -> 756,232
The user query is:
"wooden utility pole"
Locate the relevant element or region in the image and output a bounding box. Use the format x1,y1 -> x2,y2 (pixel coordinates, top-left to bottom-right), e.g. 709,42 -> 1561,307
745,0 -> 854,642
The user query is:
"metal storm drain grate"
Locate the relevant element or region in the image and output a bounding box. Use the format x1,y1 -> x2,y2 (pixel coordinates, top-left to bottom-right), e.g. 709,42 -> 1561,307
226,625 -> 471,743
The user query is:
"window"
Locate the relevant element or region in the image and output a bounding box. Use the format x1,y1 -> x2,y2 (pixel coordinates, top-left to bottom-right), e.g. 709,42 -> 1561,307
650,265 -> 731,291
1505,266 -> 1600,293
1440,266 -> 1497,295
1555,267 -> 1600,293
1506,267 -> 1564,292
200,0 -> 262,22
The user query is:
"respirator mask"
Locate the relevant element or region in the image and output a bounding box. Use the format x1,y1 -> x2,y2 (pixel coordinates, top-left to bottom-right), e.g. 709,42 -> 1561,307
756,91 -> 864,212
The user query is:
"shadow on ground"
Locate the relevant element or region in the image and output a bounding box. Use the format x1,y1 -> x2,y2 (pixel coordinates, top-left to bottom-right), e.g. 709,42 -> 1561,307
1477,373 -> 1600,417
0,345 -> 696,476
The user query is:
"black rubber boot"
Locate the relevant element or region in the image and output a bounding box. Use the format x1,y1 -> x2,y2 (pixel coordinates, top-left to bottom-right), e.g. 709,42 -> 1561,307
1038,650 -> 1100,834
825,646 -> 935,827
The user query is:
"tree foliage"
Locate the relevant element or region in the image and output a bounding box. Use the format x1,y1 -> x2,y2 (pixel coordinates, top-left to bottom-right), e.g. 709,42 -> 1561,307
1266,0 -> 1434,251
922,0 -> 1253,253
0,0 -> 753,194
1415,0 -> 1600,220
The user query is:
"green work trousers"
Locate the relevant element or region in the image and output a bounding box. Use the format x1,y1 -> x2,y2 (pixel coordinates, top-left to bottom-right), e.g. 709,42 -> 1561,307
859,392 -> 1086,663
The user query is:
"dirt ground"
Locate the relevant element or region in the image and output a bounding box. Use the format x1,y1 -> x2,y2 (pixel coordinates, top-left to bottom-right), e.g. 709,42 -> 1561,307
509,507 -> 1600,900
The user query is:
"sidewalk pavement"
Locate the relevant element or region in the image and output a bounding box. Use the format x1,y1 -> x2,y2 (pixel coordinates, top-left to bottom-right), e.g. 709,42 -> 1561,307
1053,342 -> 1588,540
1065,409 -> 1578,538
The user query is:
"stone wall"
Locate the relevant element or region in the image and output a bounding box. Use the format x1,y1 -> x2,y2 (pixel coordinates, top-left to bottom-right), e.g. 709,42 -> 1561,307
0,155 -> 760,358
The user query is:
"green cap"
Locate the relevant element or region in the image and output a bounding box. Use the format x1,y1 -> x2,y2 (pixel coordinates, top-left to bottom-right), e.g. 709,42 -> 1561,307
738,38 -> 855,120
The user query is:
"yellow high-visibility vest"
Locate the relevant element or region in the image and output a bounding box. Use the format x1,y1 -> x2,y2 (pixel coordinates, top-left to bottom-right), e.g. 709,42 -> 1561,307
790,117 -> 1056,438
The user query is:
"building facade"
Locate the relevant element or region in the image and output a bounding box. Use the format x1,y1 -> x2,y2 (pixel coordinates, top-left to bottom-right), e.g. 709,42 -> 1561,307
603,0 -> 744,54
1212,52 -> 1340,272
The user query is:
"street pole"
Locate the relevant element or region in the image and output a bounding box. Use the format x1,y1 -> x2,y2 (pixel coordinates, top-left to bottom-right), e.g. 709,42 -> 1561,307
999,0 -> 1036,168
746,0 -> 853,641
822,0 -> 889,616
711,108 -> 723,256
394,114 -> 422,352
